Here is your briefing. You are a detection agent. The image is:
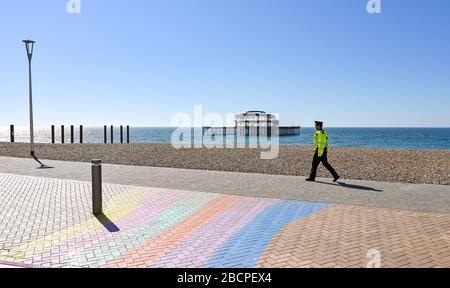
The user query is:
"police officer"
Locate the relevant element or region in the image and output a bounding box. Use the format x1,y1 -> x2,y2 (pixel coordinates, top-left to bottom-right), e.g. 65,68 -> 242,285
306,121 -> 340,182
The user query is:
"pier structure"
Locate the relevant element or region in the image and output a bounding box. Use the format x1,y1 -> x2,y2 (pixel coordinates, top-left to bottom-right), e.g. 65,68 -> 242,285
203,111 -> 301,137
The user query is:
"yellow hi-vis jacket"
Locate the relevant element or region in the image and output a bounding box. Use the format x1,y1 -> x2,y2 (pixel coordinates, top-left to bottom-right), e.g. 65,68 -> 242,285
314,130 -> 330,157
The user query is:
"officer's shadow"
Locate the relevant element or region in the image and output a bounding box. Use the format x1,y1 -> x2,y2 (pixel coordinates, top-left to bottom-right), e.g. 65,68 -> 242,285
314,180 -> 383,192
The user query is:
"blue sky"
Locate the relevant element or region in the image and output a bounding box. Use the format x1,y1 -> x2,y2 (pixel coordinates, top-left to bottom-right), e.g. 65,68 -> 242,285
0,0 -> 449,127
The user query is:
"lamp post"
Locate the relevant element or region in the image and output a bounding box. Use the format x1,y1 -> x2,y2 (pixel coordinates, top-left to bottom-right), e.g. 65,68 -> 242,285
23,39 -> 47,168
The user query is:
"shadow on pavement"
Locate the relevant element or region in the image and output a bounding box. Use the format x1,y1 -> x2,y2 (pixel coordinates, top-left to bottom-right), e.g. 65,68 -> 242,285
37,166 -> 54,170
315,180 -> 383,192
32,155 -> 54,169
95,213 -> 120,233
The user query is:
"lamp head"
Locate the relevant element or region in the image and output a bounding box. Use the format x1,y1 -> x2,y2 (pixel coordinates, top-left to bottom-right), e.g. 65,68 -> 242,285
22,39 -> 35,60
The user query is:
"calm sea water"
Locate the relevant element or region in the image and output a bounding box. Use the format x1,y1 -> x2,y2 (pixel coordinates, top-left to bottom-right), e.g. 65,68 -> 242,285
1,127 -> 449,150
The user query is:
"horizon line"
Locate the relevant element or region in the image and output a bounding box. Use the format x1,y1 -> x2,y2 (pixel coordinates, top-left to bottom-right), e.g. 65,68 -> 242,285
1,126 -> 450,129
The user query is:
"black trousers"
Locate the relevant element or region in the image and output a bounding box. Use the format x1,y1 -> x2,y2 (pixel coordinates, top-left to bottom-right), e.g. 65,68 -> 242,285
309,150 -> 339,180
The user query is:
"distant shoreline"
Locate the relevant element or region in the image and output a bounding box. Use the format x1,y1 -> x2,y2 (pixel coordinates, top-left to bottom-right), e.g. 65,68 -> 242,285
3,141 -> 448,152
2,126 -> 450,128
1,142 -> 449,151
1,143 -> 449,186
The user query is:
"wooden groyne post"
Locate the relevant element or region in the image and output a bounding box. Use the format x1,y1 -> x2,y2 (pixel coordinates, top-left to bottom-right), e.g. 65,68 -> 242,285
70,125 -> 75,143
51,125 -> 55,143
110,125 -> 114,144
10,125 -> 14,143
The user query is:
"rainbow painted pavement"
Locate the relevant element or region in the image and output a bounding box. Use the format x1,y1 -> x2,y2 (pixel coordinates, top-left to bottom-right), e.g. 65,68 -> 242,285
1,173 -> 450,268
0,173 -> 330,268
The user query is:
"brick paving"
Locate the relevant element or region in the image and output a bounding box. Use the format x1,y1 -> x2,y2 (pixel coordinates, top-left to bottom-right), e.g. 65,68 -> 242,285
0,172 -> 449,268
257,205 -> 450,268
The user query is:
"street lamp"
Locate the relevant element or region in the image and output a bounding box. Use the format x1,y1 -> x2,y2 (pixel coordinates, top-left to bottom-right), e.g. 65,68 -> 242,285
22,39 -> 48,168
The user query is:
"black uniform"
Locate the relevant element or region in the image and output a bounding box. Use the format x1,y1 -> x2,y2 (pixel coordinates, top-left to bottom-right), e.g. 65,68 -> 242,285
308,149 -> 339,181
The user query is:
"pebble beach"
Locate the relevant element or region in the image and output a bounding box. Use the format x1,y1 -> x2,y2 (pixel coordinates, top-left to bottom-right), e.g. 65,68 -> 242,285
0,143 -> 449,185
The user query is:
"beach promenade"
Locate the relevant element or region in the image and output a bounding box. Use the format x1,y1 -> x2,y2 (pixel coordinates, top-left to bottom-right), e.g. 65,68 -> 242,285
0,156 -> 449,268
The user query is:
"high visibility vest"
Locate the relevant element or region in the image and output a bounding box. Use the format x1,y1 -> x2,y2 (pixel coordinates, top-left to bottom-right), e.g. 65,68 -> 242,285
314,130 -> 329,157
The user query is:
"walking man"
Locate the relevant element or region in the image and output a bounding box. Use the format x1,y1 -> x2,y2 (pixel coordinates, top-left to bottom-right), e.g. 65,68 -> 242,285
306,121 -> 340,182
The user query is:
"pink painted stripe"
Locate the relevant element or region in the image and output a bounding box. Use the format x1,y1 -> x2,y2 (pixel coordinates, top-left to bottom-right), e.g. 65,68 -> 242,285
150,197 -> 278,268
104,194 -> 240,268
109,189 -> 195,230
0,261 -> 32,268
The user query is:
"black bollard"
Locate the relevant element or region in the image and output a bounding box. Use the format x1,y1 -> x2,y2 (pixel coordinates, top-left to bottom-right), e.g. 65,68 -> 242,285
127,126 -> 130,144
110,125 -> 114,144
91,160 -> 102,216
104,125 -> 107,144
61,125 -> 65,144
80,125 -> 83,144
120,125 -> 124,144
10,125 -> 14,143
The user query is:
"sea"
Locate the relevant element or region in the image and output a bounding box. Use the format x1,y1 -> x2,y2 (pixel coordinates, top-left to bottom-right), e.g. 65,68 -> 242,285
0,127 -> 449,150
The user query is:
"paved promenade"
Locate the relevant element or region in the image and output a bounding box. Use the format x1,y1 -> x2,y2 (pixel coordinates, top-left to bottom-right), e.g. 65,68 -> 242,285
0,157 -> 449,213
0,157 -> 449,268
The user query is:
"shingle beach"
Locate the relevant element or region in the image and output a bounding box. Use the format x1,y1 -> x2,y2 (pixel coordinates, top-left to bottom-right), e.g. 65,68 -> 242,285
0,143 -> 448,185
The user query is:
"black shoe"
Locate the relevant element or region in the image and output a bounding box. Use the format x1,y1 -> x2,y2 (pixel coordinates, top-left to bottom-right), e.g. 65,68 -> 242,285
333,176 -> 340,182
305,178 -> 315,182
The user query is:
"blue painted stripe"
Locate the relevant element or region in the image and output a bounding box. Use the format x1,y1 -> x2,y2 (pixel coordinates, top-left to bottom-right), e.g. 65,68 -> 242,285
204,200 -> 332,268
